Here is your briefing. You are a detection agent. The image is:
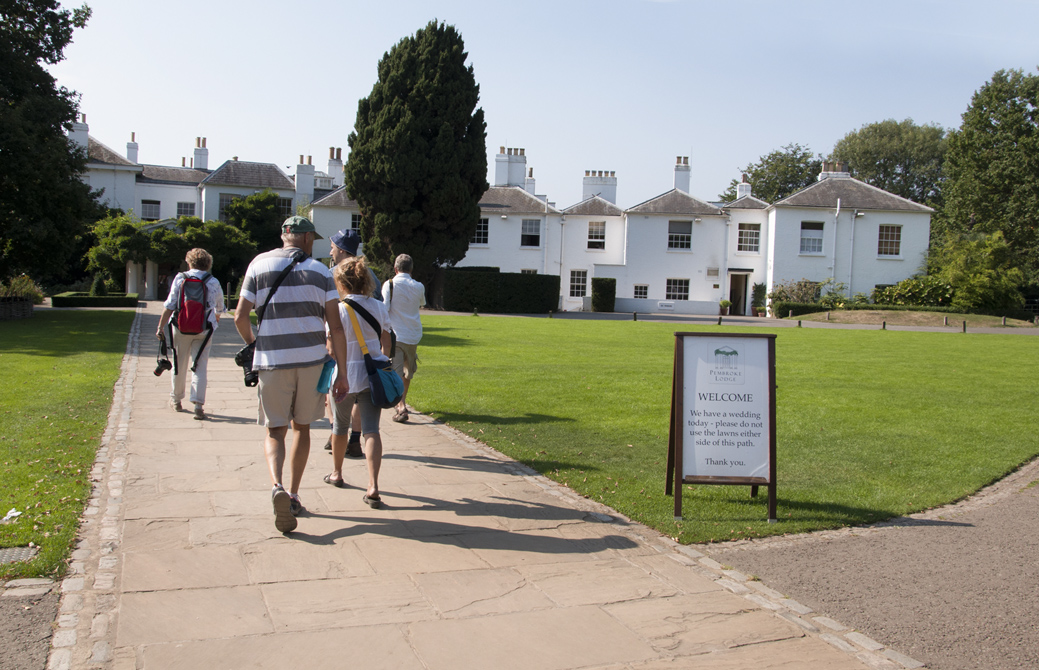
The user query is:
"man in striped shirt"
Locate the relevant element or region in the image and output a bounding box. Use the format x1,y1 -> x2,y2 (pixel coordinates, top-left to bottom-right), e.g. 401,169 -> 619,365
234,216 -> 348,534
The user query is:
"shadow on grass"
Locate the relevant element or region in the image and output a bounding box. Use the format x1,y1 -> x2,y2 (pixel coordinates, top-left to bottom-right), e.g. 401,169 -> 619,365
419,327 -> 474,348
432,412 -> 576,426
0,311 -> 134,357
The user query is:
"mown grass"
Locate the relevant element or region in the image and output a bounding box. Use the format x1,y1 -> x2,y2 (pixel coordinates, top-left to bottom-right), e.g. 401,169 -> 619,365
409,314 -> 1039,544
0,311 -> 135,578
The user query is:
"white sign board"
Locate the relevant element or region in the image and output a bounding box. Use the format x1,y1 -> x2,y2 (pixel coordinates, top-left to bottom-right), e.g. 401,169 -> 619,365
682,335 -> 771,479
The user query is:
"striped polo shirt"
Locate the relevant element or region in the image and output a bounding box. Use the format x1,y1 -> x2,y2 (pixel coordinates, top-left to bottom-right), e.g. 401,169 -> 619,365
240,247 -> 337,370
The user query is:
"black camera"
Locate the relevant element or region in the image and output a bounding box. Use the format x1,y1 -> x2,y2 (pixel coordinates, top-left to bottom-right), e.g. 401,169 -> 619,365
155,335 -> 172,376
235,341 -> 258,387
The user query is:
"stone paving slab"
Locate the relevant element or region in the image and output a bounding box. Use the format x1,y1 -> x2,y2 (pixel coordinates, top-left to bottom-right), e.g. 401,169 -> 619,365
52,302 -> 896,669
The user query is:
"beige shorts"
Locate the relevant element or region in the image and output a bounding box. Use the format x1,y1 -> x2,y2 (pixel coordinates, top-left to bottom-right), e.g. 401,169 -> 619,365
257,364 -> 326,428
392,342 -> 418,380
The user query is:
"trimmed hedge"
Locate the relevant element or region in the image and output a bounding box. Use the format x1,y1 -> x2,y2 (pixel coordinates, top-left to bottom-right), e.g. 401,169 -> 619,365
51,292 -> 140,308
771,300 -> 1035,321
591,277 -> 616,312
443,269 -> 559,314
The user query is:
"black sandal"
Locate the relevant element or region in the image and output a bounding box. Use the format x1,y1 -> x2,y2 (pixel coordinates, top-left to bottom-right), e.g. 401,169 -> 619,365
323,473 -> 347,488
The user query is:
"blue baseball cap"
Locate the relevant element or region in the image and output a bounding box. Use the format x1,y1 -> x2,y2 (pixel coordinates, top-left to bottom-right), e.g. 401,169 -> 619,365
330,229 -> 360,256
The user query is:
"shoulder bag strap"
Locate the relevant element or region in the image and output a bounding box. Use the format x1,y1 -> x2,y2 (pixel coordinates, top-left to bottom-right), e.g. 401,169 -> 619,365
342,298 -> 382,337
256,251 -> 306,326
344,304 -> 371,357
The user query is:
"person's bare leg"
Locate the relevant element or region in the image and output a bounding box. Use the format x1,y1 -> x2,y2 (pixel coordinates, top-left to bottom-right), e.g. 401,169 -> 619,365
396,377 -> 411,416
330,433 -> 348,482
364,433 -> 383,498
286,421 -> 310,495
265,425 -> 289,487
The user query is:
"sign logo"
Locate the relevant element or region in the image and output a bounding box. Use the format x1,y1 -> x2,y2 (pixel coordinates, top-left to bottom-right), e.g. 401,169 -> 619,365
709,345 -> 745,385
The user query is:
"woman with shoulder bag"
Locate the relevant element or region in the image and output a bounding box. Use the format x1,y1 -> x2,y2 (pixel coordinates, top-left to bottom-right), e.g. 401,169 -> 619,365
324,256 -> 392,508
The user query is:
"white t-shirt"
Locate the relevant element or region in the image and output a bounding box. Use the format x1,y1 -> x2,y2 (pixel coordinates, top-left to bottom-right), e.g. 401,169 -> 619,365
334,295 -> 391,394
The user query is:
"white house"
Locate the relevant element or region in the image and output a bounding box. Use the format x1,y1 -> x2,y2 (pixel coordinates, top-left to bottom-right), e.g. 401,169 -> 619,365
73,117 -> 931,312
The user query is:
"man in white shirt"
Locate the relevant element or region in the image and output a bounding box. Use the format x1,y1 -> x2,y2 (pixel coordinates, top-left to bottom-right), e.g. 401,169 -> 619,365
382,254 -> 425,422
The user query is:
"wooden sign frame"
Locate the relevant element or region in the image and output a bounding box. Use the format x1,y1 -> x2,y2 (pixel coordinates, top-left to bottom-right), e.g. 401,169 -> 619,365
666,332 -> 778,522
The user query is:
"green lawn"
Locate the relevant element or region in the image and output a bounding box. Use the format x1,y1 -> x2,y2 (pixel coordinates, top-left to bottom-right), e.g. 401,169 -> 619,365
409,314 -> 1039,544
0,311 -> 135,578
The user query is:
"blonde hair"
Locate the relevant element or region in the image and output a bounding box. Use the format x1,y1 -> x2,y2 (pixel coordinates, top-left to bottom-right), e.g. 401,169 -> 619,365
185,248 -> 213,271
334,256 -> 376,296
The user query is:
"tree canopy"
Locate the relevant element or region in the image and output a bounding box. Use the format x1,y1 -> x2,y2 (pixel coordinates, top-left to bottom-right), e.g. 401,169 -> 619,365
942,68 -> 1039,284
0,0 -> 102,283
223,189 -> 285,254
720,143 -> 822,203
345,20 -> 488,290
830,118 -> 946,207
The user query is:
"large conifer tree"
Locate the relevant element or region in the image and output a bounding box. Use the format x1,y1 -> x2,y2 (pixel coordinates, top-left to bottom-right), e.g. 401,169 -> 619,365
345,21 -> 488,293
0,1 -> 101,282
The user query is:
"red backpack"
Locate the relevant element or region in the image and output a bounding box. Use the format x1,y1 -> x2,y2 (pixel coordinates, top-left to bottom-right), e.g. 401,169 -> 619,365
168,272 -> 214,374
175,272 -> 211,334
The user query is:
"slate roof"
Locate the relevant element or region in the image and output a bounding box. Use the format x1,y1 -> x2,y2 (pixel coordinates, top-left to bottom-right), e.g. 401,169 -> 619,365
563,195 -> 624,217
722,194 -> 769,210
87,137 -> 137,167
137,165 -> 210,186
201,160 -> 295,190
626,189 -> 724,216
774,175 -> 933,212
479,186 -> 561,215
311,186 -> 358,208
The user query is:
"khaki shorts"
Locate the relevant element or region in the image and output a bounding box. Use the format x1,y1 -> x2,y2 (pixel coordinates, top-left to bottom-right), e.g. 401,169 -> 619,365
392,342 -> 418,380
257,364 -> 325,428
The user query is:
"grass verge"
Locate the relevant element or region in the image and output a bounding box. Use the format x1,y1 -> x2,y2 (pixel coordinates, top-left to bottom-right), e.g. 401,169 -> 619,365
0,311 -> 135,578
409,314 -> 1039,544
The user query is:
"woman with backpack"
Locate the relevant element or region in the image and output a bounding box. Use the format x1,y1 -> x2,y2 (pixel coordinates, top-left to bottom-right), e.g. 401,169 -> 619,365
156,248 -> 224,420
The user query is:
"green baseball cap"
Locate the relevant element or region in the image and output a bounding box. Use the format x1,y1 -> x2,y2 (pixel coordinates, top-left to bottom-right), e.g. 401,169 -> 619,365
282,216 -> 322,239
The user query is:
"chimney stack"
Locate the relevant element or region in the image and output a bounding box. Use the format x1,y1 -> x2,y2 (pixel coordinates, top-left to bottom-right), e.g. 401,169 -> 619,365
193,137 -> 208,170
68,113 -> 89,152
736,173 -> 752,199
495,146 -> 529,187
328,147 -> 344,187
674,156 -> 691,193
126,131 -> 139,164
583,168 -> 618,204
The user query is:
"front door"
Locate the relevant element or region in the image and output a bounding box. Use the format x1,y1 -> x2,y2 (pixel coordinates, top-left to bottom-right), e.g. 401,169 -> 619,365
728,274 -> 748,315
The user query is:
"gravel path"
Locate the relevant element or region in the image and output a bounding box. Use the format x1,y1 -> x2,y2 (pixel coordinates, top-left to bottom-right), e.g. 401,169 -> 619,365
704,457 -> 1039,670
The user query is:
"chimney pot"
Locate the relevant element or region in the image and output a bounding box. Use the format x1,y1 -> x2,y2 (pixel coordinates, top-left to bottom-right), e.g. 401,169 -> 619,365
202,138 -> 206,148
528,168 -> 533,178
520,148 -> 525,156
131,132 -> 135,142
233,156 -> 238,161
196,137 -> 201,148
500,146 -> 505,154
330,147 -> 335,159
182,157 -> 185,167
82,113 -> 86,123
299,155 -> 304,164
307,155 -> 312,165
190,158 -> 193,168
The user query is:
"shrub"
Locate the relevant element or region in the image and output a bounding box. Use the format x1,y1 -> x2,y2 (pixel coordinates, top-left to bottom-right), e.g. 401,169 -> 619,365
89,274 -> 108,297
443,269 -> 559,314
0,275 -> 45,304
873,275 -> 954,306
591,278 -> 616,312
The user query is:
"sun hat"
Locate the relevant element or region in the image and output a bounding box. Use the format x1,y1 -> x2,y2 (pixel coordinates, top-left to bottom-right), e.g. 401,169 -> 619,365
329,229 -> 360,256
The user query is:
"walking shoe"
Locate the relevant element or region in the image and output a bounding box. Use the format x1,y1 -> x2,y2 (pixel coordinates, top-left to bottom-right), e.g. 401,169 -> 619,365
193,403 -> 205,421
288,493 -> 304,516
169,398 -> 183,412
345,436 -> 363,459
271,485 -> 296,533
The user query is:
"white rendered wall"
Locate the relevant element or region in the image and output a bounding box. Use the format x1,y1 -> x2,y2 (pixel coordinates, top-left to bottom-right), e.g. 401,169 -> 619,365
86,167 -> 139,212
457,214 -> 558,274
134,182 -> 201,221
557,214 -> 625,311
769,207 -> 930,297
311,204 -> 358,260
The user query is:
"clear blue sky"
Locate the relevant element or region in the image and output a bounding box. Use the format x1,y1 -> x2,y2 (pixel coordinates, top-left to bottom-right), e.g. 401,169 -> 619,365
48,0 -> 1039,209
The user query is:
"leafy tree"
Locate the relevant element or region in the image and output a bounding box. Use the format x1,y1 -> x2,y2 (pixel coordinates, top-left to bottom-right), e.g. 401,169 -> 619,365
943,69 -> 1039,283
929,231 -> 1024,312
223,189 -> 286,254
181,218 -> 256,285
345,20 -> 488,295
0,1 -> 103,283
830,118 -> 946,207
720,143 -> 822,203
84,213 -> 151,280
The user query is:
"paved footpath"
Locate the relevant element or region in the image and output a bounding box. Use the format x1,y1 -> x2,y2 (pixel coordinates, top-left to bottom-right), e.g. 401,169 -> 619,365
48,302 -> 921,670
